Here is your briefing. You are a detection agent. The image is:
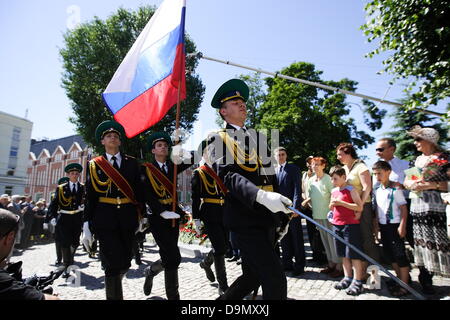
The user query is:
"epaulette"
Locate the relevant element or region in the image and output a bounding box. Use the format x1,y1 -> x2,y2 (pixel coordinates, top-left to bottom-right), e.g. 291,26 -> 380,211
123,154 -> 136,159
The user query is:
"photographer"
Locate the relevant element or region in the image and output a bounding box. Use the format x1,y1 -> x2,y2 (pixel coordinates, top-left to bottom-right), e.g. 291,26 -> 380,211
0,208 -> 59,300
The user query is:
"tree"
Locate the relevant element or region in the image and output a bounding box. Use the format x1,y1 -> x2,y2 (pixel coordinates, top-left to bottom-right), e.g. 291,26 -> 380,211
60,6 -> 205,158
387,103 -> 449,162
361,0 -> 450,114
215,72 -> 266,128
256,62 -> 385,169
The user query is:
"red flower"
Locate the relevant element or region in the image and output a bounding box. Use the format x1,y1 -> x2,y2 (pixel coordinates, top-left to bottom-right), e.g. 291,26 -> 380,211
432,159 -> 448,166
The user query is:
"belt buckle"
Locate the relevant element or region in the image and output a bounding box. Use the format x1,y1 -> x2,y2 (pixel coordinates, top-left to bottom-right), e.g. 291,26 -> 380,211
117,197 -> 121,209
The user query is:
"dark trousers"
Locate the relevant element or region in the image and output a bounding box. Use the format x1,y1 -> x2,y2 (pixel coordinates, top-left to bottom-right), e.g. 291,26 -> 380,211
280,217 -> 305,272
20,214 -> 34,248
229,231 -> 240,257
405,198 -> 414,248
96,227 -> 135,276
303,208 -> 326,261
204,221 -> 228,256
221,228 -> 287,300
149,218 -> 181,271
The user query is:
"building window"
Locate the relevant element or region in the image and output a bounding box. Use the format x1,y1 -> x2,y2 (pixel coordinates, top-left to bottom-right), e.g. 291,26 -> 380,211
12,127 -> 21,142
4,186 -> 13,196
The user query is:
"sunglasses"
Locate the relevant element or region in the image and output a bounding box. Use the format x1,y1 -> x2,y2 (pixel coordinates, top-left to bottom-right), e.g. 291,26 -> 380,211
375,148 -> 385,152
414,137 -> 423,142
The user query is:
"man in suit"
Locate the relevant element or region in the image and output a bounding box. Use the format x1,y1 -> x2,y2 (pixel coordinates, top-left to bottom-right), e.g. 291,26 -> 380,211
84,120 -> 142,300
47,164 -> 85,277
274,147 -> 305,276
141,132 -> 191,300
208,79 -> 293,300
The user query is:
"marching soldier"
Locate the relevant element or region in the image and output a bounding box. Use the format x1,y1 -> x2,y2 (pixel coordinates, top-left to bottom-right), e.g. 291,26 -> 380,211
83,120 -> 142,300
47,165 -> 85,277
191,144 -> 229,295
45,177 -> 69,266
141,132 -> 191,300
207,79 -> 294,300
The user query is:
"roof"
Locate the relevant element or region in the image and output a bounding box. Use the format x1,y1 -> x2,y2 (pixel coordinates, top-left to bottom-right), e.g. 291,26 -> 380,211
30,135 -> 88,156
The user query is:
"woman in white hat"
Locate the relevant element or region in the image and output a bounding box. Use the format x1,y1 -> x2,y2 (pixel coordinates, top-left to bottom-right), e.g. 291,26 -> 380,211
404,125 -> 450,294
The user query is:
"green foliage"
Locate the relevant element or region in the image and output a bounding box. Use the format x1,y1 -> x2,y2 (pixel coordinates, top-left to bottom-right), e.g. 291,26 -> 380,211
60,6 -> 205,159
255,62 -> 384,170
361,0 -> 450,113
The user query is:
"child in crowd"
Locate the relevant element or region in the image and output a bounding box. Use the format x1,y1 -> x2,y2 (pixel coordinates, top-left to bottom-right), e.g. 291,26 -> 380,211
329,166 -> 365,295
372,160 -> 411,297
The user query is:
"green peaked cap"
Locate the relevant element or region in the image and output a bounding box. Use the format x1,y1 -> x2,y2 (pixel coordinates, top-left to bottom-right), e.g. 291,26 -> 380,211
211,79 -> 249,108
95,120 -> 125,143
58,177 -> 70,185
147,132 -> 172,149
64,163 -> 82,173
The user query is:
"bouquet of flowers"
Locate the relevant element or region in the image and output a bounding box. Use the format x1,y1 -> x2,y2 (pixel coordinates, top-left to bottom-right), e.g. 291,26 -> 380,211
423,152 -> 450,182
179,220 -> 208,245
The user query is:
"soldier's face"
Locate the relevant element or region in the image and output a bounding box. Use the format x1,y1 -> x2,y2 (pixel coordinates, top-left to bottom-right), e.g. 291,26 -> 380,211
152,141 -> 169,158
101,132 -> 121,149
220,98 -> 247,125
68,170 -> 80,182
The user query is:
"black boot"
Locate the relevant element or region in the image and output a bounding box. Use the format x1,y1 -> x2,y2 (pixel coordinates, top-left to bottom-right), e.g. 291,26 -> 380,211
61,247 -> 72,278
132,241 -> 142,265
200,250 -> 215,282
70,245 -> 77,266
55,241 -> 63,266
105,275 -> 123,300
214,255 -> 228,295
143,260 -> 164,296
164,269 -> 180,300
418,267 -> 435,294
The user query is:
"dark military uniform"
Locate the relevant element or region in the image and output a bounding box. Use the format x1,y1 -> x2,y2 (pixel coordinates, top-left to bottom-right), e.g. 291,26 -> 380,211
191,164 -> 229,293
210,79 -> 288,300
141,131 -> 192,300
84,120 -> 142,300
45,177 -> 69,265
47,176 -> 84,272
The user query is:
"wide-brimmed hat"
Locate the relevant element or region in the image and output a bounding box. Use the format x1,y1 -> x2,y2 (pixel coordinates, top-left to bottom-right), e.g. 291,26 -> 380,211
407,125 -> 440,146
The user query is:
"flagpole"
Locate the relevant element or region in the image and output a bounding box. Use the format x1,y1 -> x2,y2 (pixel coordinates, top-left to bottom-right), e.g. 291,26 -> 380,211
172,81 -> 182,228
188,52 -> 444,117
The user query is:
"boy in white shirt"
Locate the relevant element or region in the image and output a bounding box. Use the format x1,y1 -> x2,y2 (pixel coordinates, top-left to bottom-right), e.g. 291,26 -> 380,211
372,161 -> 410,297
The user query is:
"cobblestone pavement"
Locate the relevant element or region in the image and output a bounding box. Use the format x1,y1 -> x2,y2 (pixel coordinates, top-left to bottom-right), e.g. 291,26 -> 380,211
10,235 -> 450,301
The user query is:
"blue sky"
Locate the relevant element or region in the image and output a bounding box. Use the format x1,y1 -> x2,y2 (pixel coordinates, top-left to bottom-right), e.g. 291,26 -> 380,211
0,0 -> 446,165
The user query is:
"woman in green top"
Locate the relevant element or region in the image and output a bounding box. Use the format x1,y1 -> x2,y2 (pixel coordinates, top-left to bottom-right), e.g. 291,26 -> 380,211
303,157 -> 343,278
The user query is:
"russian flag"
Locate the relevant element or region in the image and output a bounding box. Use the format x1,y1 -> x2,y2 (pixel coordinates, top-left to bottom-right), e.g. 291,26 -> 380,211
103,0 -> 186,138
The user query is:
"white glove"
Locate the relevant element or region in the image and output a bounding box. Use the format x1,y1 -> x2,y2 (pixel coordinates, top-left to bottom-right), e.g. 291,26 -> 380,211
256,190 -> 293,214
43,223 -> 49,230
277,223 -> 290,241
160,211 -> 180,219
50,218 -> 57,226
83,221 -> 93,242
170,145 -> 192,164
136,218 -> 148,234
193,219 -> 202,235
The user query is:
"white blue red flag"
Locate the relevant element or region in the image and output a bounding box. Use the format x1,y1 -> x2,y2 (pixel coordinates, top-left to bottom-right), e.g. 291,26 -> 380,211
103,0 -> 186,138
